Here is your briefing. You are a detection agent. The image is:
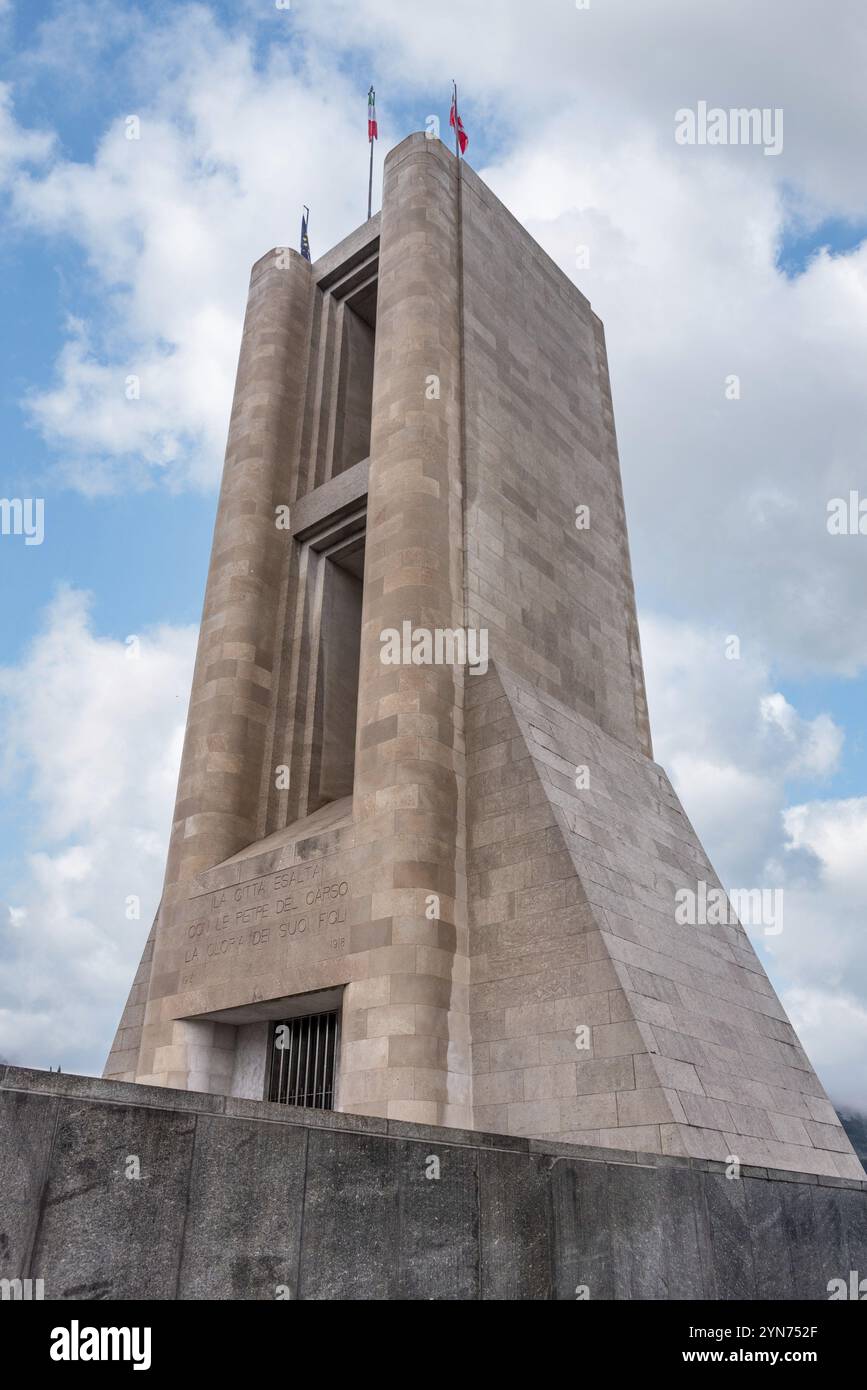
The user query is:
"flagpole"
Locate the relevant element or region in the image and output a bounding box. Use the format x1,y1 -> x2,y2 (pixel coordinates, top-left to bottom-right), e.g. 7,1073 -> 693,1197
367,85 -> 375,220
367,137 -> 374,219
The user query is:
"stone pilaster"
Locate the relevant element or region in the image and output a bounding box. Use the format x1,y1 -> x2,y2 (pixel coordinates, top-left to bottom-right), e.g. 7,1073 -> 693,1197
344,135 -> 471,1125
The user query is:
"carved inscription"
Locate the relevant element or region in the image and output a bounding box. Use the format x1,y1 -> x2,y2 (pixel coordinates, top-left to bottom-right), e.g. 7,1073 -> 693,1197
183,862 -> 350,968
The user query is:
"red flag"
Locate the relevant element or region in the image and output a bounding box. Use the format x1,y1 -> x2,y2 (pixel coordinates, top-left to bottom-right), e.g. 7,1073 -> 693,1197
368,87 -> 378,141
449,89 -> 468,154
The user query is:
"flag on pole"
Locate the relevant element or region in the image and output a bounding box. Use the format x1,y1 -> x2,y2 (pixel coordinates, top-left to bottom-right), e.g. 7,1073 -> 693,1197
300,205 -> 311,261
367,86 -> 377,220
368,86 -> 378,141
450,82 -> 468,155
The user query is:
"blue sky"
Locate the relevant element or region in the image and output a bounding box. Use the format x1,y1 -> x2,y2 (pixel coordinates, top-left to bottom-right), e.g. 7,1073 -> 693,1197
1,0 -> 866,1110
0,2 -> 507,666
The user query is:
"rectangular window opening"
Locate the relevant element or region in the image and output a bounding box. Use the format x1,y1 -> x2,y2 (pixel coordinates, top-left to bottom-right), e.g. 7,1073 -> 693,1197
266,1009 -> 339,1109
332,287 -> 376,477
309,534 -> 364,812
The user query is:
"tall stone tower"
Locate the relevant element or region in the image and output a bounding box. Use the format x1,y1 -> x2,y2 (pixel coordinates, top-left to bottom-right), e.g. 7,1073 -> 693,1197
105,134 -> 863,1182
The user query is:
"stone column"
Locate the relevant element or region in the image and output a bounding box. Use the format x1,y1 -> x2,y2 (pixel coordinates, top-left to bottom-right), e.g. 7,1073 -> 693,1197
136,248 -> 314,1084
164,248 -> 314,889
344,135 -> 471,1126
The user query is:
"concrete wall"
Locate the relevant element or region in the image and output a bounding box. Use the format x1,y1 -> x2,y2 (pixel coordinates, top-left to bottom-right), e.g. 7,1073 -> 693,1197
2,1068 -> 865,1301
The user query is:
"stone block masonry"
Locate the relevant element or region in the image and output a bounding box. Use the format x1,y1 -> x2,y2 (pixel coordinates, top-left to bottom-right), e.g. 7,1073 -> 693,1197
100,132 -> 864,1183
466,664 -> 864,1178
2,1067 -> 865,1300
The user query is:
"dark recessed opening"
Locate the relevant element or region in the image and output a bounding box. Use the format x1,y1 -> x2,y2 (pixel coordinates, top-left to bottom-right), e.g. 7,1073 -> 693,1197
308,535 -> 365,812
333,288 -> 376,477
266,1009 -> 339,1109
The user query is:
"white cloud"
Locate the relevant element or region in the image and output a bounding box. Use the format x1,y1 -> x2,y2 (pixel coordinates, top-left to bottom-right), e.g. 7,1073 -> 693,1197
759,694 -> 843,778
770,798 -> 867,1081
784,986 -> 867,1116
0,588 -> 195,1073
1,1 -> 864,671
783,797 -> 867,890
289,1 -> 867,675
298,0 -> 867,206
0,82 -> 53,181
6,9 -> 391,491
642,613 -> 842,882
481,129 -> 867,677
642,612 -> 867,1109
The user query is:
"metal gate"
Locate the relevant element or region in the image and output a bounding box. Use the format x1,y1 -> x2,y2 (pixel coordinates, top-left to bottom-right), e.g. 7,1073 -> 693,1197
266,1010 -> 339,1110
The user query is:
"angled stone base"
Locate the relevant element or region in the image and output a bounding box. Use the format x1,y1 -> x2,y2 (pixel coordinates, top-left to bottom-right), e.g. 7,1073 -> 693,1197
466,665 -> 864,1178
104,660 -> 864,1181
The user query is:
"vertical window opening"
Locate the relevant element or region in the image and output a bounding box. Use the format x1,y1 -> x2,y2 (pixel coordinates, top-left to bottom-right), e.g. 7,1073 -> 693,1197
332,286 -> 376,476
309,536 -> 364,811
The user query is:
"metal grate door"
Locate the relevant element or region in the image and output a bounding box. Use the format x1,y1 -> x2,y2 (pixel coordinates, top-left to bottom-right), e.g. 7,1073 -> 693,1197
266,1010 -> 339,1109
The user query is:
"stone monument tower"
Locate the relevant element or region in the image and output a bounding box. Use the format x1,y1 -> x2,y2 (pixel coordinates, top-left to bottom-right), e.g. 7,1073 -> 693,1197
104,133 -> 863,1181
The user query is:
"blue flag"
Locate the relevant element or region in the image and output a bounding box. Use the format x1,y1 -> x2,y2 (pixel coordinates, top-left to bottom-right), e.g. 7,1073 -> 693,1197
300,206 -> 311,262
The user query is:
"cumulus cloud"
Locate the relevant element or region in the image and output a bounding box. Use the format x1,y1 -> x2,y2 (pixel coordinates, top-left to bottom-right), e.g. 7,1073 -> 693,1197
289,1 -> 867,676
641,613 -> 842,882
5,6 -> 391,491
760,694 -> 844,778
770,798 -> 867,998
481,131 -> 867,678
770,797 -> 867,1111
0,81 -> 53,181
296,0 -> 867,209
785,987 -> 867,1116
0,589 -> 195,1073
642,612 -> 867,1109
0,0 -> 863,670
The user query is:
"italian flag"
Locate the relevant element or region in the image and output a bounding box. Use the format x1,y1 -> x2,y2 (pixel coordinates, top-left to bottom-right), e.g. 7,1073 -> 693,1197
450,90 -> 468,154
368,87 -> 378,141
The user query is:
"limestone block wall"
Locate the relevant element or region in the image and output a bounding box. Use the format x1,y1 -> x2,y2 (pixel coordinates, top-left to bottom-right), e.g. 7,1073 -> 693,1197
107,138 -> 473,1124
347,136 -> 471,1125
466,664 -> 864,1180
99,135 -> 860,1186
104,249 -> 317,1085
105,224 -> 381,1085
165,249 -> 316,894
459,161 -> 651,759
